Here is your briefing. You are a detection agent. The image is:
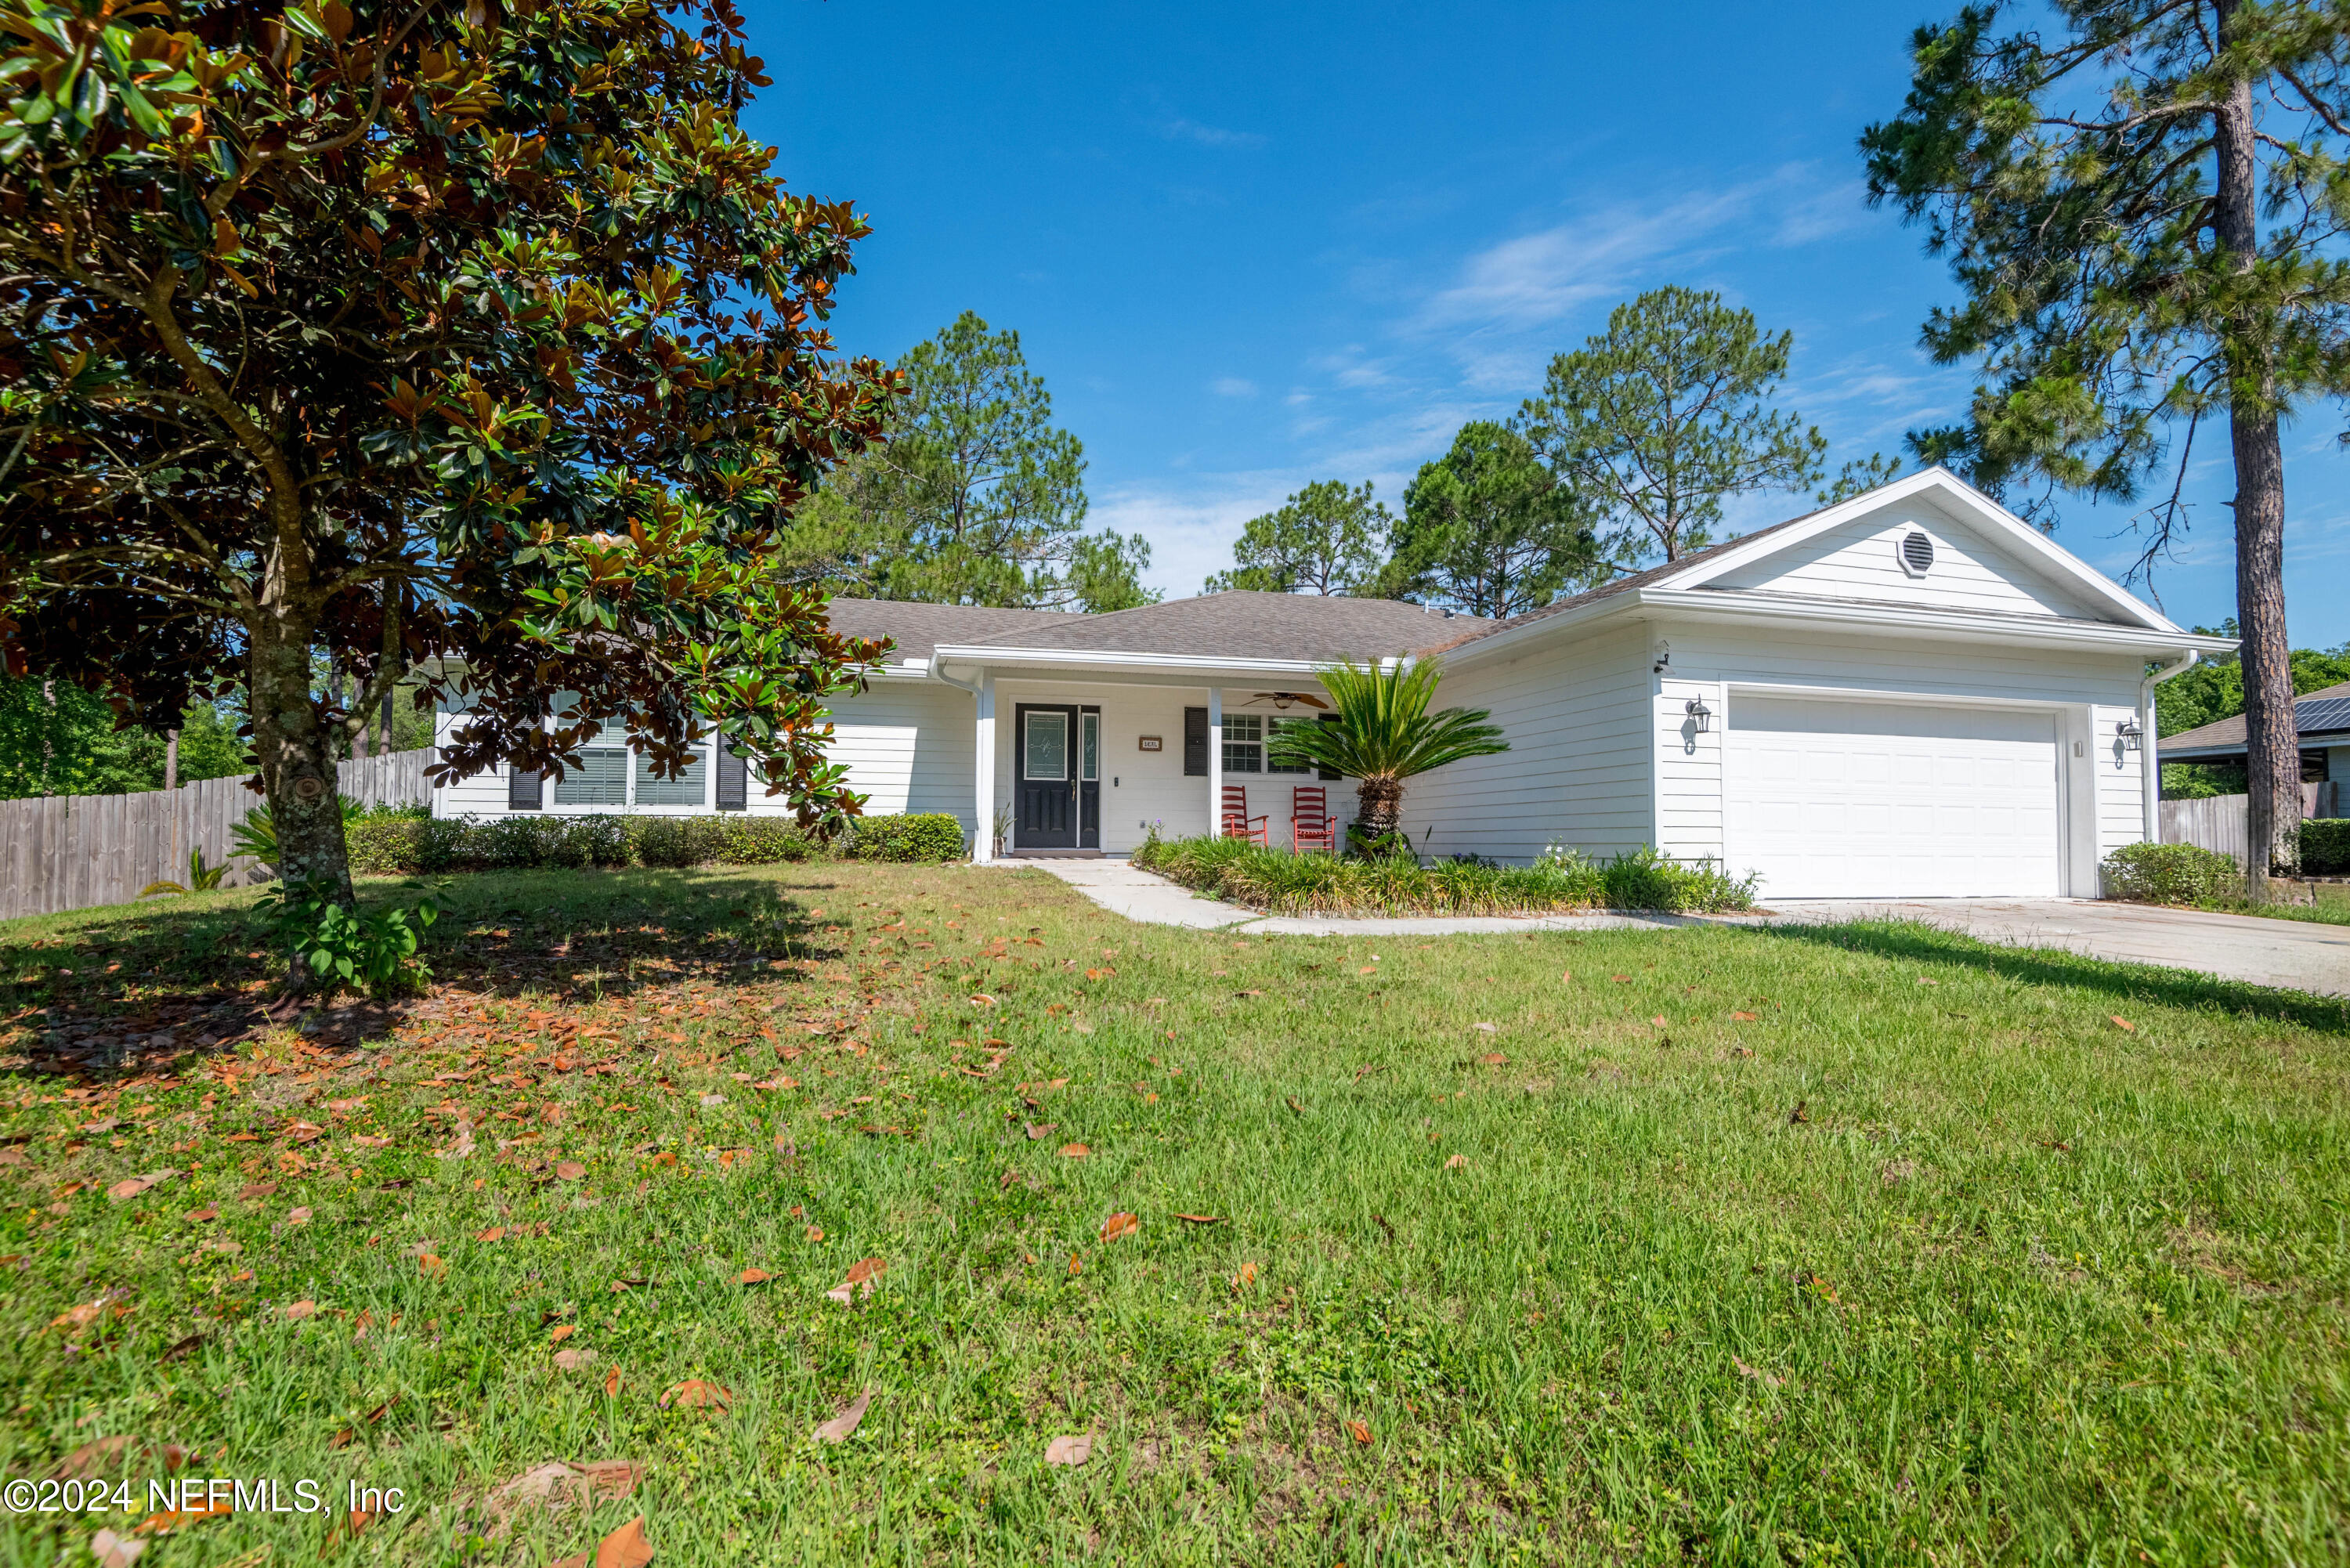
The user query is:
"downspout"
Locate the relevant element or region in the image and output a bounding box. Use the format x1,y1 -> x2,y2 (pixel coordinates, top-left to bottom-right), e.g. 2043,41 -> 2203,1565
2142,649 -> 2200,844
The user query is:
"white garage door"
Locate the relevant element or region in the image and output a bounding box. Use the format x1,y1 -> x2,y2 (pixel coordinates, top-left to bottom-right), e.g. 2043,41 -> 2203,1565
1725,695 -> 2061,899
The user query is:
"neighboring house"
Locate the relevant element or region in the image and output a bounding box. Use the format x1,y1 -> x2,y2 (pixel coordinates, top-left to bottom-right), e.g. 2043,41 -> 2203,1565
2157,680 -> 2350,800
433,470 -> 2234,899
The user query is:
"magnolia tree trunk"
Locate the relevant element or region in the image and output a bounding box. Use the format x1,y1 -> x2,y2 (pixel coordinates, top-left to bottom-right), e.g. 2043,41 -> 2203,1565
2212,41 -> 2299,898
248,611 -> 355,992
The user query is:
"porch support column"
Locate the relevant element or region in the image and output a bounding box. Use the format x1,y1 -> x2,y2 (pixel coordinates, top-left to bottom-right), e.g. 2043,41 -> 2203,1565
1206,685 -> 1223,840
972,673 -> 996,863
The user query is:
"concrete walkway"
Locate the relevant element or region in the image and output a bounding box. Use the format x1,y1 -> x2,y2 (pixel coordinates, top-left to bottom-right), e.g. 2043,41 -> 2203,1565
1007,858 -> 2349,998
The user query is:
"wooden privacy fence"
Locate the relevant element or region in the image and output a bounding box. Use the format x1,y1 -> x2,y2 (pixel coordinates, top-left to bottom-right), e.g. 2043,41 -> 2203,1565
0,747 -> 434,922
2159,782 -> 2335,866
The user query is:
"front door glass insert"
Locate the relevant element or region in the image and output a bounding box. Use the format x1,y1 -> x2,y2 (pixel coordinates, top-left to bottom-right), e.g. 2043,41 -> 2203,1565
1025,712 -> 1069,781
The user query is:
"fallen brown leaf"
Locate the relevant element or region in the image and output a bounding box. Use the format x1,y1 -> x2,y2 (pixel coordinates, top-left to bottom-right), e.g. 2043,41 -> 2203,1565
1058,1143 -> 1090,1158
1734,1357 -> 1786,1387
1044,1433 -> 1094,1466
52,1435 -> 132,1479
1067,1252 -> 1082,1277
418,1252 -> 447,1281
282,1299 -> 318,1321
1173,1212 -> 1224,1225
1099,1212 -> 1138,1243
553,1348 -> 598,1371
553,1161 -> 588,1181
1232,1261 -> 1258,1289
845,1256 -> 887,1285
1479,1052 -> 1509,1065
183,1206 -> 218,1223
1788,1100 -> 1811,1125
90,1527 -> 144,1567
551,1324 -> 577,1343
659,1379 -> 731,1411
813,1388 -> 872,1444
2110,1015 -> 2135,1032
1346,1419 -> 1372,1445
737,1268 -> 772,1284
1730,1010 -> 1759,1022
1444,1154 -> 1468,1169
593,1514 -> 653,1568
604,1365 -> 621,1397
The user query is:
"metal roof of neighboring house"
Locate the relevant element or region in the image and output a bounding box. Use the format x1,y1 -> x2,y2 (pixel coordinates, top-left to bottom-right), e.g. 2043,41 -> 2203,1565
2160,681 -> 2350,759
830,591 -> 1486,667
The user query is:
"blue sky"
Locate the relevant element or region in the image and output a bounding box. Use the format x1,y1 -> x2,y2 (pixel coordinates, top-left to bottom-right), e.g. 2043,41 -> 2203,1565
753,0 -> 2350,647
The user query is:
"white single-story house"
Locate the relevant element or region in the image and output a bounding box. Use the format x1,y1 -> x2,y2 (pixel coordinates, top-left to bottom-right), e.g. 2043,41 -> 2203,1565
433,470 -> 2236,898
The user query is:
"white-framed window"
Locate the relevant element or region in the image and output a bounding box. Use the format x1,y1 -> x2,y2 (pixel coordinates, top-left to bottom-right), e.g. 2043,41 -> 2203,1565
555,714 -> 629,807
634,746 -> 709,807
545,702 -> 714,811
1224,713 -> 1316,775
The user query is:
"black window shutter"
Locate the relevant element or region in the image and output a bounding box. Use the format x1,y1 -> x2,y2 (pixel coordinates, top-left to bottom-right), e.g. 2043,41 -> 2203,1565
1184,706 -> 1209,777
716,746 -> 748,811
507,761 -> 543,811
1316,712 -> 1342,781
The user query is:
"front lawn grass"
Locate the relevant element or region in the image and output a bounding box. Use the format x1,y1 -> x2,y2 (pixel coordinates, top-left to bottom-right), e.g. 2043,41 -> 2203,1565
1,864 -> 2345,1565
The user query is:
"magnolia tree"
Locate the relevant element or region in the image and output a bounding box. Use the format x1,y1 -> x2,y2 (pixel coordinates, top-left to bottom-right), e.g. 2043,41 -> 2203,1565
0,0 -> 902,968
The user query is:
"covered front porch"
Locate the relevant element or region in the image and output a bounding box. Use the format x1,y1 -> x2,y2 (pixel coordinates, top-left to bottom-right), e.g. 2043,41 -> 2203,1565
927,648 -> 1357,864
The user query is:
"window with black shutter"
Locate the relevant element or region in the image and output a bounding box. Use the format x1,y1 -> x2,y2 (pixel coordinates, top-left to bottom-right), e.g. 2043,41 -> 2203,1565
716,746 -> 748,811
1184,706 -> 1209,776
1317,711 -> 1342,780
506,761 -> 544,811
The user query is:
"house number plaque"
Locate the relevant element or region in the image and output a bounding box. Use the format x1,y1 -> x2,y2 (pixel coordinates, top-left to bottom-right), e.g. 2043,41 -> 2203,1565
1137,735 -> 1163,751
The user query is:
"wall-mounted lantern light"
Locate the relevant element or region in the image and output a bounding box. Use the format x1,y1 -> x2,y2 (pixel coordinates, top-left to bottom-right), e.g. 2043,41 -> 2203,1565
2117,717 -> 2143,751
1684,696 -> 1713,734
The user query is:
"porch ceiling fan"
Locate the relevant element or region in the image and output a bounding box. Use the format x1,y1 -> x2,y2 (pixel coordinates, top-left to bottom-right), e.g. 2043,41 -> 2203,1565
1243,691 -> 1329,711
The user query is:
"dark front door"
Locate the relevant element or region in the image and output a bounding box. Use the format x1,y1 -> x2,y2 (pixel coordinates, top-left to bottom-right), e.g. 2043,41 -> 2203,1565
1014,704 -> 1100,851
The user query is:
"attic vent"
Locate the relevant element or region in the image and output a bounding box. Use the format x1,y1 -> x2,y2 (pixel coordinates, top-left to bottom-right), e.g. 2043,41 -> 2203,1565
1898,529 -> 1936,576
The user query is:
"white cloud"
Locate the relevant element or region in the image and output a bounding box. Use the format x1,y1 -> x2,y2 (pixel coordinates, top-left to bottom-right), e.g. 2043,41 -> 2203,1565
1211,376 -> 1257,399
1159,117 -> 1266,150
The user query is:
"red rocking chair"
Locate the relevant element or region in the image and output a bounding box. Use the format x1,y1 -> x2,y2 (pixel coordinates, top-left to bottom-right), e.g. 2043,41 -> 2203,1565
1291,786 -> 1339,854
1221,784 -> 1270,845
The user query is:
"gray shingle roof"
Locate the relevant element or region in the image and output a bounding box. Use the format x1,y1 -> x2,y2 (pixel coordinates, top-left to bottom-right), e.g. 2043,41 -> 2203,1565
2161,680 -> 2350,757
829,591 -> 1484,666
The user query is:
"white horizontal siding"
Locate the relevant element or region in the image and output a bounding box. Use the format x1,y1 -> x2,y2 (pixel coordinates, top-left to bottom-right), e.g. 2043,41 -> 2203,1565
1408,624 -> 1658,864
822,678 -> 976,827
431,681 -> 977,826
1707,494 -> 2107,620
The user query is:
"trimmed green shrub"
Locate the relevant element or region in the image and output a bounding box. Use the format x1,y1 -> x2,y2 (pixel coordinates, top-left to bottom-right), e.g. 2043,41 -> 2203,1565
348,812 -> 818,875
850,813 -> 967,862
2290,817 -> 2349,876
2102,840 -> 2241,904
1130,835 -> 1755,916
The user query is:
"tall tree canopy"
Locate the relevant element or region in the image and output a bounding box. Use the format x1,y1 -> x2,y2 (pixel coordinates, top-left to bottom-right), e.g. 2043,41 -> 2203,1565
788,312 -> 1155,612
1520,287 -> 1875,570
1383,422 -> 1592,619
0,0 -> 899,946
1205,480 -> 1390,596
1860,0 -> 2350,890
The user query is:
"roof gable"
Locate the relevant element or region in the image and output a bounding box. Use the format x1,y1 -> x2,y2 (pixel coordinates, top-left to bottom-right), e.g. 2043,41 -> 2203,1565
1671,469 -> 2175,630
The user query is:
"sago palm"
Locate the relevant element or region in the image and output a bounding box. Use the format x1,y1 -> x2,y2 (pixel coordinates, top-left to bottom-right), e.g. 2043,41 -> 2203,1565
1267,656 -> 1507,849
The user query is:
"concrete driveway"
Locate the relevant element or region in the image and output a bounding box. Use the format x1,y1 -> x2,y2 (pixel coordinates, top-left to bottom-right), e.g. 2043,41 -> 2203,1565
1746,897 -> 2350,999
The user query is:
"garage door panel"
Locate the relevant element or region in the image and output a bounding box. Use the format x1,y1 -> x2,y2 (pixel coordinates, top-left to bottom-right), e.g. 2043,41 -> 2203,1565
1727,695 -> 2060,898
